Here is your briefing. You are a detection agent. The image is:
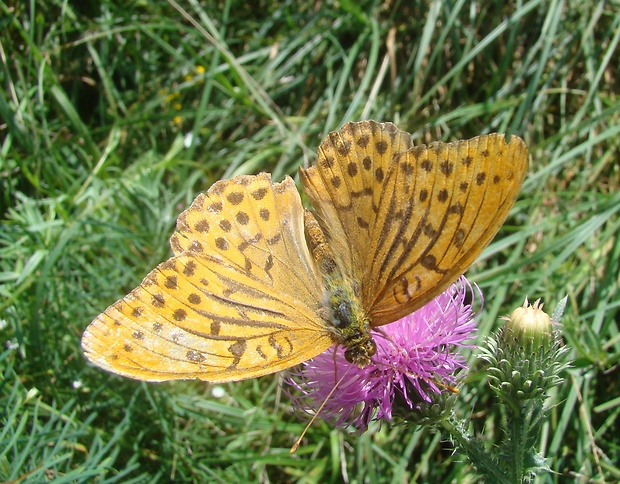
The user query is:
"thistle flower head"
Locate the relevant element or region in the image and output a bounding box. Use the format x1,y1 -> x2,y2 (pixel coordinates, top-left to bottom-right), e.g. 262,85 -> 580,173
285,276 -> 480,432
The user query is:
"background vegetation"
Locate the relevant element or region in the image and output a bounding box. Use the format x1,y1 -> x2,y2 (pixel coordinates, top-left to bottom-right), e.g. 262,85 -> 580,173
2,0 -> 619,482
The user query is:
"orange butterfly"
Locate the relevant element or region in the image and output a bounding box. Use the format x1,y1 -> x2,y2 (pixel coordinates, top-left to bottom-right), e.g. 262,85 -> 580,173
82,121 -> 528,382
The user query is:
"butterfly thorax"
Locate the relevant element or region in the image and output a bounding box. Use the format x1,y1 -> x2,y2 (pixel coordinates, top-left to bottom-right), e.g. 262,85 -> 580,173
304,210 -> 377,367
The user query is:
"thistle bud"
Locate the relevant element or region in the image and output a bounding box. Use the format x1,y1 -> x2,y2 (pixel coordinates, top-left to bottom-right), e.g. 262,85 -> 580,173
479,297 -> 568,404
504,299 -> 553,352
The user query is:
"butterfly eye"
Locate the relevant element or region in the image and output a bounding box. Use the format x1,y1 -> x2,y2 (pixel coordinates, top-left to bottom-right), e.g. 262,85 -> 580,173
366,340 -> 377,357
344,348 -> 357,364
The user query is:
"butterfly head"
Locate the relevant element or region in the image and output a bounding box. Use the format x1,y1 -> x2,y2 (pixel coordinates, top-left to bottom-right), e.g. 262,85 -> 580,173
343,337 -> 377,368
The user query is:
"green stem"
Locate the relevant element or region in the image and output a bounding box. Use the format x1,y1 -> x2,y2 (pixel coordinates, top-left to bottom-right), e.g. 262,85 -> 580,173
508,404 -> 527,483
440,418 -> 511,484
505,399 -> 545,483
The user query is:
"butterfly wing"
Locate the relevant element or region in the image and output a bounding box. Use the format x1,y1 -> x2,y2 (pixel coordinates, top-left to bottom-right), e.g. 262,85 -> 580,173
82,174 -> 333,382
300,121 -> 528,326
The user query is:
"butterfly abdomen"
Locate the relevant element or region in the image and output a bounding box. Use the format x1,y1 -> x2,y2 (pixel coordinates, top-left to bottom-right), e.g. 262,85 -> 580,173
304,209 -> 377,367
304,209 -> 338,275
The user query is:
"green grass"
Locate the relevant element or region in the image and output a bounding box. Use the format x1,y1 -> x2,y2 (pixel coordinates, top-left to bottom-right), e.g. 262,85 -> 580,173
1,0 -> 619,481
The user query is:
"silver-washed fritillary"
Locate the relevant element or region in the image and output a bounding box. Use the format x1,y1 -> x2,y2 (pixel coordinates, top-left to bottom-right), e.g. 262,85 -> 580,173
82,121 -> 528,382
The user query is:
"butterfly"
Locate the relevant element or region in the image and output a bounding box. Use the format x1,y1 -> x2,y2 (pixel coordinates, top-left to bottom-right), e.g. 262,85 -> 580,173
82,121 -> 528,382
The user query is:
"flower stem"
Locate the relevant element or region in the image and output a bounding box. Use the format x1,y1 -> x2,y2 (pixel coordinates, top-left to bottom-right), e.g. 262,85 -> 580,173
508,405 -> 526,482
440,418 -> 511,484
506,398 -> 546,483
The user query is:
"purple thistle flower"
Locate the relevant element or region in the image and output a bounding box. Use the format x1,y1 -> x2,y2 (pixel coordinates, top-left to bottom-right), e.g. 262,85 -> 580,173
285,276 -> 480,432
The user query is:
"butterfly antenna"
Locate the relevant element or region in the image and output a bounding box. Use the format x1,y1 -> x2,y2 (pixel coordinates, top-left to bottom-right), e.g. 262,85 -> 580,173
332,344 -> 340,385
290,366 -> 350,454
413,373 -> 460,394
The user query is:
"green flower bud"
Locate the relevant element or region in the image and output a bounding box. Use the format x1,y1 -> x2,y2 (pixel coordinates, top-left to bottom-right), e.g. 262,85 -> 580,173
503,299 -> 553,352
480,297 -> 568,405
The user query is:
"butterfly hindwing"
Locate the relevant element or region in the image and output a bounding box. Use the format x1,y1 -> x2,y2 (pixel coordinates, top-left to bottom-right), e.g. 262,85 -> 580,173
82,174 -> 333,382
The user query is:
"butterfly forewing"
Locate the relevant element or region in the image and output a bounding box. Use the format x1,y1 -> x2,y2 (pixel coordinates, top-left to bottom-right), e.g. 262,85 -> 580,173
368,132 -> 528,323
299,122 -> 415,275
300,121 -> 528,326
82,174 -> 333,382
